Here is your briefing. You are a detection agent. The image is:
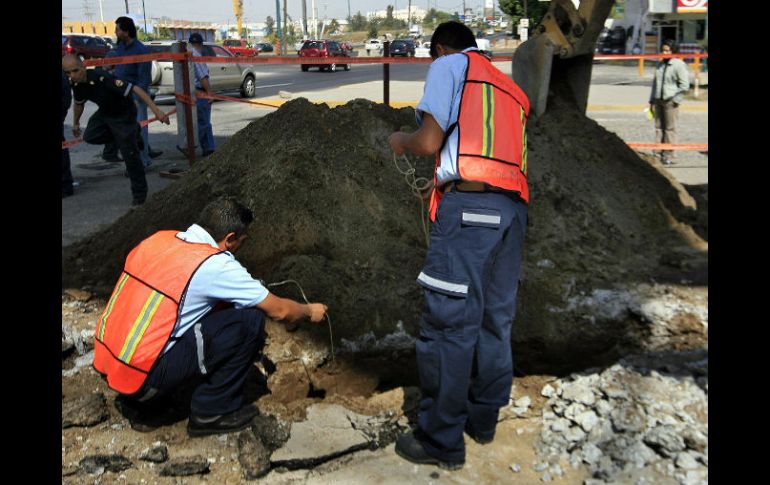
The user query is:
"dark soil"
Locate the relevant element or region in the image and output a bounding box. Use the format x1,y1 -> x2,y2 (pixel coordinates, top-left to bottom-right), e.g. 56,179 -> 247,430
62,95 -> 707,375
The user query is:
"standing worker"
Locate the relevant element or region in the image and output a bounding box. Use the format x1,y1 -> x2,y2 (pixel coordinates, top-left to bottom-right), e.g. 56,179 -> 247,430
62,69 -> 74,197
387,21 -> 530,470
649,38 -> 690,166
62,54 -> 170,206
189,33 -> 216,157
93,197 -> 328,436
113,16 -> 163,166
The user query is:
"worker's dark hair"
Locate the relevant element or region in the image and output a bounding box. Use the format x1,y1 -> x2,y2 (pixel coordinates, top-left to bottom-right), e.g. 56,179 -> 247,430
197,197 -> 254,242
429,21 -> 477,59
115,16 -> 137,39
661,38 -> 678,53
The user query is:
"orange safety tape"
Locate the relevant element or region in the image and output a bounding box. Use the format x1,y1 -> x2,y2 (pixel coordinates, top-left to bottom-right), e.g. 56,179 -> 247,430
84,52 -> 188,67
594,53 -> 707,61
627,143 -> 708,151
196,91 -> 281,108
61,108 -> 177,150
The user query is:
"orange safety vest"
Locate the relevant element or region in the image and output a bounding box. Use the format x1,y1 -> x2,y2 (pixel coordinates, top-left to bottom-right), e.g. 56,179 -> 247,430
428,51 -> 530,221
93,231 -> 222,394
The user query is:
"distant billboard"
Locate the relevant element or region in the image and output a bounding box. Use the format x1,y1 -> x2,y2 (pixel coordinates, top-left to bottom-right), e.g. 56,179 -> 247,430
677,0 -> 708,13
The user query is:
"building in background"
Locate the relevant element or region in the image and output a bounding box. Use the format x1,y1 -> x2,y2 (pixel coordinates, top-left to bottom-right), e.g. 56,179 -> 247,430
603,0 -> 708,54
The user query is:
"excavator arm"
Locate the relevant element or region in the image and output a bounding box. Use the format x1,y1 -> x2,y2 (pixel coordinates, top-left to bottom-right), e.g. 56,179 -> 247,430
512,0 -> 616,118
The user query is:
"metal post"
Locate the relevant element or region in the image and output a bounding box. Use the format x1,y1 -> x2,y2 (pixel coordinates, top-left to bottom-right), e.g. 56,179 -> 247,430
639,57 -> 644,76
383,41 -> 390,106
173,41 -> 197,166
275,0 -> 282,54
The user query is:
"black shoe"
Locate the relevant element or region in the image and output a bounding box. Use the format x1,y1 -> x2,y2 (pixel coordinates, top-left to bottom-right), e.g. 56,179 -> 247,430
114,395 -> 183,432
148,149 -> 163,159
62,189 -> 74,198
131,197 -> 146,206
394,431 -> 464,470
464,422 -> 493,445
202,150 -> 215,157
187,404 -> 259,437
102,156 -> 123,163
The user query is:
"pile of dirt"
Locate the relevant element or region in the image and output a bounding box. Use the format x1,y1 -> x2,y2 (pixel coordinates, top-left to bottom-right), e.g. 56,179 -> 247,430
62,95 -> 707,375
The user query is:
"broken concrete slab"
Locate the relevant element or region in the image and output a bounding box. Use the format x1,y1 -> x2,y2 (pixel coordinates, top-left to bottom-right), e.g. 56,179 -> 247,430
62,392 -> 109,428
159,455 -> 210,476
238,430 -> 271,480
270,403 -> 372,469
139,444 -> 169,463
79,454 -> 132,474
251,414 -> 291,451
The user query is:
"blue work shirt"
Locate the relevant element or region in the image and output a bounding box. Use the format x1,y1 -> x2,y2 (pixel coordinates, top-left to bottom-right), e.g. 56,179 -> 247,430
114,38 -> 151,92
163,224 -> 269,353
415,47 -> 479,185
191,46 -> 210,89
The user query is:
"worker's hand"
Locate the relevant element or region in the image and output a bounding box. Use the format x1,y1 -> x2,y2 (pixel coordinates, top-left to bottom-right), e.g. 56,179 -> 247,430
307,303 -> 328,323
153,108 -> 171,125
154,109 -> 170,125
72,123 -> 81,138
388,132 -> 409,156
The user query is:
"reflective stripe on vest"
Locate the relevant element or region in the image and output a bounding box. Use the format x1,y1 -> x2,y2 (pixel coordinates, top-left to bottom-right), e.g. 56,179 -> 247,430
428,51 -> 530,221
93,231 -> 222,394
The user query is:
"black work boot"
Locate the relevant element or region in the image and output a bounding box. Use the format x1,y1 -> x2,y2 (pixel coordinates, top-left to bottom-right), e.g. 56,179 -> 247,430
394,431 -> 464,470
187,404 -> 259,437
464,422 -> 494,445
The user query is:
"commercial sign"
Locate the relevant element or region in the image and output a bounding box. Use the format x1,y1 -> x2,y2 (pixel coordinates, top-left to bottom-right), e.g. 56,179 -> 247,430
677,0 -> 708,13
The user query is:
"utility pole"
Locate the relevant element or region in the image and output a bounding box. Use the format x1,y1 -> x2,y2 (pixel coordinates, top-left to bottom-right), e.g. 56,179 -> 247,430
303,0 -> 308,37
275,0 -> 282,53
283,0 -> 288,54
408,0 -> 412,31
142,0 -> 147,35
98,0 -> 104,23
124,0 -> 129,14
83,0 -> 94,22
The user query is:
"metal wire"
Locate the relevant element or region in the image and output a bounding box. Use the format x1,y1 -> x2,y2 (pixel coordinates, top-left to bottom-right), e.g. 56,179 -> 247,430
267,279 -> 334,360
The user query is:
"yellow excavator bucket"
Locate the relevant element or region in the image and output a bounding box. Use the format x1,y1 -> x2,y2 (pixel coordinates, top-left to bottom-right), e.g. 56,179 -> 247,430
512,0 -> 616,118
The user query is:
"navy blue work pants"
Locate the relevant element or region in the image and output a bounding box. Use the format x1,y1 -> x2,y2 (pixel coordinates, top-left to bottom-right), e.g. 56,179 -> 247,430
134,307 -> 266,417
415,190 -> 527,463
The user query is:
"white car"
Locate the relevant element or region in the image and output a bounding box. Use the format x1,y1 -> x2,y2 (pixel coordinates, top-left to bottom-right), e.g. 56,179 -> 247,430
414,41 -> 431,58
364,39 -> 384,55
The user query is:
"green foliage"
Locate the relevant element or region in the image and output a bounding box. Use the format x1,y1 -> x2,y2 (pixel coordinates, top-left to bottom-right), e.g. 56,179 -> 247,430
265,16 -> 274,36
499,0 -> 549,33
329,19 -> 340,34
422,8 -> 453,27
348,11 -> 368,31
368,23 -> 379,39
137,29 -> 160,42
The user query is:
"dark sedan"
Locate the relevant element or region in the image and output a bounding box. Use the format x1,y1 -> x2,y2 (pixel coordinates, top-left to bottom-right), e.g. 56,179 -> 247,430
254,42 -> 274,53
389,39 -> 415,57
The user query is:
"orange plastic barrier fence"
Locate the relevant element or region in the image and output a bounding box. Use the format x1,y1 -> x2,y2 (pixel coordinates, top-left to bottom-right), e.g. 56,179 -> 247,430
62,108 -> 176,150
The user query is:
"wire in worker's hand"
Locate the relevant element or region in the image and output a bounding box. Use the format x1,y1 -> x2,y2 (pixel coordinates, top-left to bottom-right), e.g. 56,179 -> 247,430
267,279 -> 335,361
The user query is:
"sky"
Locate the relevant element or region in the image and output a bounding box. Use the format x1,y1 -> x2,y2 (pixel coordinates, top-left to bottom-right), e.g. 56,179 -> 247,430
61,0 -> 489,25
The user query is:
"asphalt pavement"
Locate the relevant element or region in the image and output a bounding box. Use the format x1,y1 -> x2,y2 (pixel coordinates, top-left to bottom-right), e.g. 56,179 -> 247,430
62,62 -> 708,248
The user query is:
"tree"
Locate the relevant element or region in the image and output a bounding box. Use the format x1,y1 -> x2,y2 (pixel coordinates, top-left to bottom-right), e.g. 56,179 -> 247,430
265,16 -> 274,36
368,22 -> 379,39
348,11 -> 368,31
499,0 -> 549,34
329,19 -> 340,34
422,8 -> 452,28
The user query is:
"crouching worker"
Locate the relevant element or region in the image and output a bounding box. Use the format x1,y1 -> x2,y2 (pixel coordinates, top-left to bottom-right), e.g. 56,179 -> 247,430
92,197 -> 328,437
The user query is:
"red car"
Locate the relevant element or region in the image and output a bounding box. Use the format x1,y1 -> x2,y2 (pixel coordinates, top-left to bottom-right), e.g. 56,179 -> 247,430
299,40 -> 351,72
62,34 -> 111,60
222,39 -> 259,57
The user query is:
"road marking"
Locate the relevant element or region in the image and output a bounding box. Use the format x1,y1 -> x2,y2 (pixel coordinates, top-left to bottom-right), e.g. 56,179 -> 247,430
256,83 -> 294,89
